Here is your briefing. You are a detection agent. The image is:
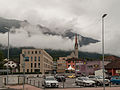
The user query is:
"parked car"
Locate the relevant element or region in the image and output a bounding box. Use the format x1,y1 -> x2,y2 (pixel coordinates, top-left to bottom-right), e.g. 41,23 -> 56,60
55,75 -> 66,82
68,74 -> 76,78
75,77 -> 96,87
42,76 -> 59,88
89,75 -> 110,86
110,76 -> 120,85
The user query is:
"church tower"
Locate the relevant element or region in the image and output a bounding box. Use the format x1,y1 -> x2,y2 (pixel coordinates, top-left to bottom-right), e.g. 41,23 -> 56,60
74,34 -> 78,58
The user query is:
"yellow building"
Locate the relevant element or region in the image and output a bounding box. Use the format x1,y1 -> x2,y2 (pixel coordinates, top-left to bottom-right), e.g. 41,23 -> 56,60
20,49 -> 53,74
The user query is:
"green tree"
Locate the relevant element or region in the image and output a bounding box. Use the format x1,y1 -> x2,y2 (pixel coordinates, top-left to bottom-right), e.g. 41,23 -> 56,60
0,50 -> 4,68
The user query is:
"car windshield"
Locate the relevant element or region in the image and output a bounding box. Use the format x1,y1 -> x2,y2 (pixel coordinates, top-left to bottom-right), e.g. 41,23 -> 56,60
81,77 -> 90,80
46,77 -> 55,80
96,76 -> 103,79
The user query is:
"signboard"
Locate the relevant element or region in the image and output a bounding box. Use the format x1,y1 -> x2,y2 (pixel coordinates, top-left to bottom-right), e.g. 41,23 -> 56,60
116,70 -> 120,73
76,63 -> 83,65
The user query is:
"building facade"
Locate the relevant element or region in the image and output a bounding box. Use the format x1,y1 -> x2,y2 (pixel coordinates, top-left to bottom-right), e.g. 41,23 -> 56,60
105,60 -> 120,76
20,49 -> 53,74
75,60 -> 110,76
57,57 -> 67,73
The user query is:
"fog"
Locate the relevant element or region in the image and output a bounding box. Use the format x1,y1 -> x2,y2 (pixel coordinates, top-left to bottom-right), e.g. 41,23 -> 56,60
0,0 -> 120,56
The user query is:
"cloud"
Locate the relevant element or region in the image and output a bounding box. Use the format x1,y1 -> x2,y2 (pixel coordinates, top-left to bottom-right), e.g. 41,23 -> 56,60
0,24 -> 74,50
0,0 -> 120,56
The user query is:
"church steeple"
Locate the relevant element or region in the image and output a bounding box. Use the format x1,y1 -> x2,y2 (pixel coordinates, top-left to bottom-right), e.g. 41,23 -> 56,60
75,34 -> 78,49
74,34 -> 78,58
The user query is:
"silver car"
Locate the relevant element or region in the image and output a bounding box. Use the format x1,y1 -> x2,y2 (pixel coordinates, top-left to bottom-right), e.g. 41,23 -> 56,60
89,75 -> 110,86
75,77 -> 96,87
42,76 -> 59,88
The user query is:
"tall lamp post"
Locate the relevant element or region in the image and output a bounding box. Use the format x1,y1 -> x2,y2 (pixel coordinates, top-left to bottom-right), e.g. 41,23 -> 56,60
4,27 -> 10,85
22,54 -> 25,90
102,14 -> 107,90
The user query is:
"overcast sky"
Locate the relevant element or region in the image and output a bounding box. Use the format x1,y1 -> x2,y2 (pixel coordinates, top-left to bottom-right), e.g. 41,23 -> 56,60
0,0 -> 120,56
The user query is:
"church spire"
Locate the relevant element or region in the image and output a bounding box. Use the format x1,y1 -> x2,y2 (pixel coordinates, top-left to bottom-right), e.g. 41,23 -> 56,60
74,34 -> 78,58
75,34 -> 78,49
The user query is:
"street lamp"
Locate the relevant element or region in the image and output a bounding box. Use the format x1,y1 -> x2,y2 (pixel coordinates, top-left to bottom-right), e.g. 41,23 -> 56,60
4,27 -> 10,85
102,14 -> 107,90
22,54 -> 25,90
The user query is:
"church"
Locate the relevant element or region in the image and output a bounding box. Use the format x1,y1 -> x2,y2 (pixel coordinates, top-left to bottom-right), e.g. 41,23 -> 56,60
57,34 -> 79,73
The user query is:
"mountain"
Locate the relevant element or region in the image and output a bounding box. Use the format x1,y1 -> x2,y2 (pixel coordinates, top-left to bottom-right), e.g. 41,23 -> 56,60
0,17 -> 22,33
0,47 -> 102,61
0,17 -> 99,47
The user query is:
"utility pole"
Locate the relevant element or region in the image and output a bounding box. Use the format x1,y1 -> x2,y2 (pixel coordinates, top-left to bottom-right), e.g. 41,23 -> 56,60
22,54 -> 25,90
4,27 -> 10,85
102,14 -> 107,90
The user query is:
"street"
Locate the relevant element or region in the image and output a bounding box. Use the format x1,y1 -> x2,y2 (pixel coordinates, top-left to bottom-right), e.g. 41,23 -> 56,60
8,84 -> 120,90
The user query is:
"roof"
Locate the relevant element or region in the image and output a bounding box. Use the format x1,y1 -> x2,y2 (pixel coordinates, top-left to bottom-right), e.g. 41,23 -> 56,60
105,60 -> 120,69
105,55 -> 120,61
66,57 -> 85,61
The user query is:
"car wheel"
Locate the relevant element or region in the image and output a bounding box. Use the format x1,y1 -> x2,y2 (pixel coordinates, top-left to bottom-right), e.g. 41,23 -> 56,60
83,83 -> 86,87
76,82 -> 78,86
97,82 -> 101,86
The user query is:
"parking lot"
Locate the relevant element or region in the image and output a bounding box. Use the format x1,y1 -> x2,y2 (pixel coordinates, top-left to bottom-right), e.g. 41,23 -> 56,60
26,77 -> 120,89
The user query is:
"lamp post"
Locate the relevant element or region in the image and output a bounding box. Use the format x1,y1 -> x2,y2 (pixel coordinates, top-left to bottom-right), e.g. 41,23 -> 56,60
22,54 -> 25,90
102,14 -> 107,90
4,27 -> 10,85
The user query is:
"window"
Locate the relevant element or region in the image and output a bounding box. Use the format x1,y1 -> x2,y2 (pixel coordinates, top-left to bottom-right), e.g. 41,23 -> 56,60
73,65 -> 74,67
68,65 -> 70,67
39,51 -> 41,54
35,56 -> 37,61
76,65 -> 79,69
31,57 -> 33,61
31,69 -> 32,72
35,51 -> 37,54
38,56 -> 40,61
32,51 -> 34,54
24,51 -> 26,54
38,63 -> 40,68
68,61 -> 71,63
88,65 -> 93,69
34,63 -> 36,68
27,69 -> 29,72
73,61 -> 74,63
28,51 -> 30,54
58,64 -> 62,66
25,57 -> 29,61
31,63 -> 33,67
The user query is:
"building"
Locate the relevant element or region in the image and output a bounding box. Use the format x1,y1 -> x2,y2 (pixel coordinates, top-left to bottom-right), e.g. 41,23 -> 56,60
4,60 -> 18,73
66,58 -> 78,71
57,34 -> 79,73
57,57 -> 67,73
75,60 -> 109,76
105,60 -> 120,76
53,61 -> 57,74
105,55 -> 120,61
20,49 -> 53,74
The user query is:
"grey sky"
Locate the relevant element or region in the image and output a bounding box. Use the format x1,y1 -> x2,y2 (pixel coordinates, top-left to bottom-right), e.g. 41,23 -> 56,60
0,0 -> 120,56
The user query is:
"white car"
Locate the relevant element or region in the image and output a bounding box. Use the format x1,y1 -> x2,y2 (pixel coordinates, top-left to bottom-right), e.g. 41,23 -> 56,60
75,77 -> 96,87
89,75 -> 110,86
42,76 -> 59,88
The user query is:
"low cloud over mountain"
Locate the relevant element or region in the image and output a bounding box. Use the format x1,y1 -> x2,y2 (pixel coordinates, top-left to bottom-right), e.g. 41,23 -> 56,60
0,17 -> 99,50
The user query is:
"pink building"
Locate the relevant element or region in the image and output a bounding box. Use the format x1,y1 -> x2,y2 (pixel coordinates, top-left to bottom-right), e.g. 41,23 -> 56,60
75,60 -> 109,76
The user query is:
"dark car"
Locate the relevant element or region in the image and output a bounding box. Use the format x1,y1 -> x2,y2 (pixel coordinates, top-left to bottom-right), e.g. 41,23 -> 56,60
55,75 -> 66,82
110,76 -> 120,85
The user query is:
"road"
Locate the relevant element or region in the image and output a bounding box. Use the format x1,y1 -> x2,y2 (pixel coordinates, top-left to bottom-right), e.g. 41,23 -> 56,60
8,84 -> 120,90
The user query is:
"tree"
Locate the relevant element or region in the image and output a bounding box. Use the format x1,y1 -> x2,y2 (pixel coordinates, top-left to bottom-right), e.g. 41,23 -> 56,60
0,50 -> 4,68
